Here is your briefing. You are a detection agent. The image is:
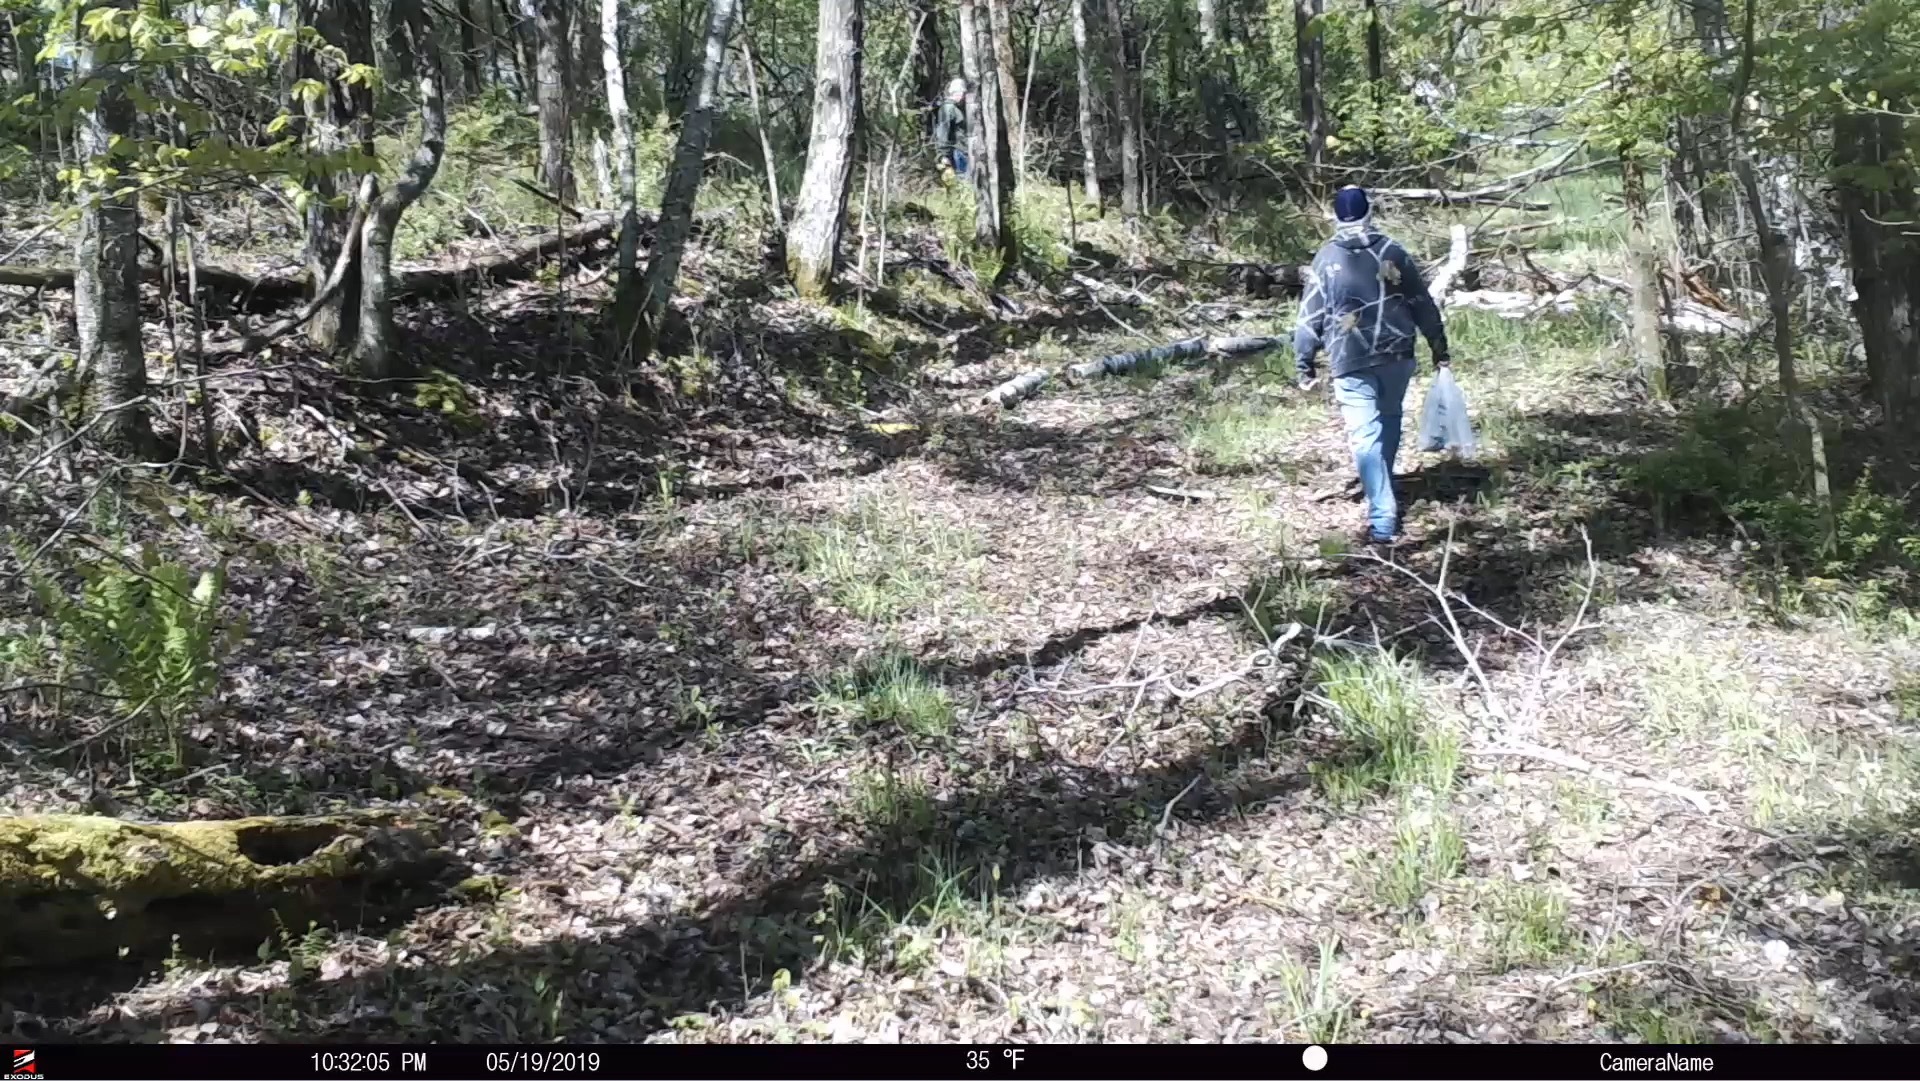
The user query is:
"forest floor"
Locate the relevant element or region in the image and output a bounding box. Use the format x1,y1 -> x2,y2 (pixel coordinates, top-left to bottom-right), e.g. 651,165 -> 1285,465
4,179 -> 1920,1044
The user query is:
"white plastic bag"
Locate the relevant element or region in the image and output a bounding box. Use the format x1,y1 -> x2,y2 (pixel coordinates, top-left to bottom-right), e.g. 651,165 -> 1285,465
1418,368 -> 1478,456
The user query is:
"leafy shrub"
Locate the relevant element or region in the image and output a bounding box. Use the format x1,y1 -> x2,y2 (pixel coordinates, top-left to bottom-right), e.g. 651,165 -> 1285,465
17,546 -> 245,763
1624,403 -> 1919,588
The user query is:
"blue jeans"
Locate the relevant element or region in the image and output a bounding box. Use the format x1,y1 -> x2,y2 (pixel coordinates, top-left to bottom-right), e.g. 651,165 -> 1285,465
1334,356 -> 1417,539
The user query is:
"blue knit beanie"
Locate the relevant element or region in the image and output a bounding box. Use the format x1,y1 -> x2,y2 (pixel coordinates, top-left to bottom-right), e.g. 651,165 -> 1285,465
1333,186 -> 1371,223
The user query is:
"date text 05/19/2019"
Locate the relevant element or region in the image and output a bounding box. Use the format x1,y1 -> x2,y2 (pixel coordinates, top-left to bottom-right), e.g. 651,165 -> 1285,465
485,1051 -> 604,1074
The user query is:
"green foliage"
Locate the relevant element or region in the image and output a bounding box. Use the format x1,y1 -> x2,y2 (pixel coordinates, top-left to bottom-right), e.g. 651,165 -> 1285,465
1307,651 -> 1460,804
1485,881 -> 1575,972
412,369 -> 483,430
785,493 -> 983,622
1373,800 -> 1466,909
1274,935 -> 1356,1043
16,545 -> 244,764
817,651 -> 956,739
1625,404 -> 1919,595
1183,388 -> 1317,474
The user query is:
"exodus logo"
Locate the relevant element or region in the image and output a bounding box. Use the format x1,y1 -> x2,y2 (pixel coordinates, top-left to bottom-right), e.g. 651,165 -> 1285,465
6,1048 -> 37,1079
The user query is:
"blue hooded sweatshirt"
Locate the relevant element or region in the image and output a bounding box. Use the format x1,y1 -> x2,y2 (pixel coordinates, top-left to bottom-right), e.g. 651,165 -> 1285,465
1293,226 -> 1451,380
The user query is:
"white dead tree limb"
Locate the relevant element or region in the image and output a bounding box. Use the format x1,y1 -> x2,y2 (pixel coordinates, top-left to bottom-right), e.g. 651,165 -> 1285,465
1375,144 -> 1580,209
1361,521 -> 1715,814
1427,224 -> 1470,308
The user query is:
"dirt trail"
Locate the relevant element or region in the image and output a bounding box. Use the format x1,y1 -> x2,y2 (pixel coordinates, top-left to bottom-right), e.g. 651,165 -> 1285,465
12,278 -> 1918,1046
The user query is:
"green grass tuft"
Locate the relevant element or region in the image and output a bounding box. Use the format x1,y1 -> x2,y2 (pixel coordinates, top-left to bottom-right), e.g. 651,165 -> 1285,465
817,651 -> 957,738
1308,650 -> 1460,803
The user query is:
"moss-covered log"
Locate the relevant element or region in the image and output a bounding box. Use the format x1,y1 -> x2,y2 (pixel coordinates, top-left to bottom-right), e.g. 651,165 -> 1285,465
0,812 -> 456,970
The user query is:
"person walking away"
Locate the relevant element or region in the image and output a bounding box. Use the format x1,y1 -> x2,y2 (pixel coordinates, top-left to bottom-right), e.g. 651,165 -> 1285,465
1293,186 -> 1452,545
934,78 -> 970,180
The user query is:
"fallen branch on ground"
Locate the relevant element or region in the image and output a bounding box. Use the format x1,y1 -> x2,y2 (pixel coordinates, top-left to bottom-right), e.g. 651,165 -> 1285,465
1469,741 -> 1714,814
1375,145 -> 1581,210
1145,484 -> 1220,501
1358,522 -> 1717,814
1029,622 -> 1304,702
978,335 -> 1281,409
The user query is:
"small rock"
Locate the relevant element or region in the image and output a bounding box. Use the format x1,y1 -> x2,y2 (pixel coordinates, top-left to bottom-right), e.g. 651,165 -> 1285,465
1763,939 -> 1792,969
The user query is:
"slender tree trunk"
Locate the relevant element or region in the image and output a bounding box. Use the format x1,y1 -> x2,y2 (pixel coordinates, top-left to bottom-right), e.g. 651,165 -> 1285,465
787,0 -> 864,299
1835,109 -> 1920,429
957,0 -> 996,245
911,0 -> 943,130
1727,0 -> 1828,533
73,0 -> 154,454
354,0 -> 448,378
741,36 -> 783,229
988,0 -> 1022,168
1101,0 -> 1141,216
632,0 -> 741,365
1294,0 -> 1325,166
300,0 -> 375,352
1196,0 -> 1227,157
1069,0 -> 1103,209
1621,149 -> 1669,400
1364,0 -> 1383,85
978,0 -> 1019,275
456,0 -> 486,99
522,0 -> 574,200
603,0 -> 642,359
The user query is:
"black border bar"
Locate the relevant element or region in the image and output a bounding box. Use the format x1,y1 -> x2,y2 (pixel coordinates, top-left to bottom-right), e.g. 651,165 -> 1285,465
8,1042 -> 1909,1080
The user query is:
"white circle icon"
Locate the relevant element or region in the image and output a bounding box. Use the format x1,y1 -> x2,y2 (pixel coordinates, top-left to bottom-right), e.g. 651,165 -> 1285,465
1303,1044 -> 1329,1071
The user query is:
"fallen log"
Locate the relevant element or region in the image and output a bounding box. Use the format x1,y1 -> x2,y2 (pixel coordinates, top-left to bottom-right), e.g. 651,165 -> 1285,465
1068,334 -> 1280,380
0,262 -> 307,310
0,811 -> 458,969
0,215 -> 620,309
1374,190 -> 1551,211
980,368 -> 1053,408
392,213 -> 617,300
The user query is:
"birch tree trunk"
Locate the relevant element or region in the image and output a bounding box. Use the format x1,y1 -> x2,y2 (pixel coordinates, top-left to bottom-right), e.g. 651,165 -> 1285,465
522,0 -> 574,200
786,0 -> 864,299
1293,0 -> 1325,166
1101,0 -> 1141,216
299,0 -> 375,352
988,0 -> 1022,168
1069,0 -> 1103,209
72,0 -> 154,454
631,0 -> 740,365
603,0 -> 642,358
353,0 -> 448,378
